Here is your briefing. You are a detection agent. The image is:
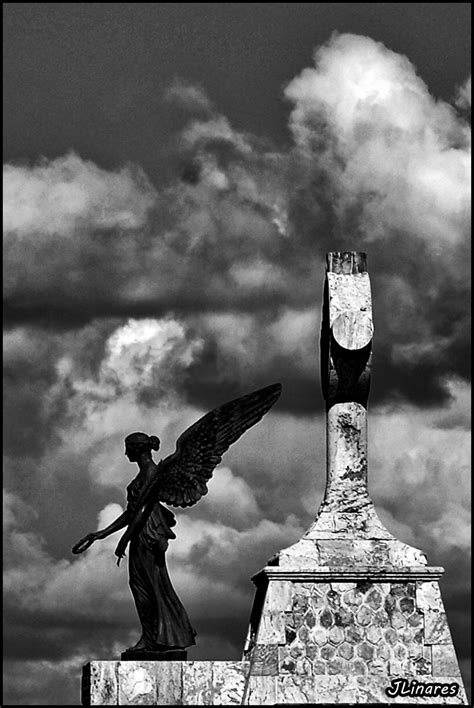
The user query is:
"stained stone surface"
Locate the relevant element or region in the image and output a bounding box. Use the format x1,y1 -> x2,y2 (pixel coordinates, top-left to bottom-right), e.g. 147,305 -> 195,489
239,569 -> 467,704
86,662 -> 118,706
156,661 -> 182,705
213,661 -> 249,704
244,674 -> 277,705
182,661 -> 213,705
84,661 -> 250,705
117,661 -> 157,705
82,656 -> 464,704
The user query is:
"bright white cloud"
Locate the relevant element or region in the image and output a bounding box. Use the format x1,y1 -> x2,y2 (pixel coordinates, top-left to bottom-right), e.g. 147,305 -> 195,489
194,466 -> 261,529
285,33 -> 470,246
3,152 -> 156,236
369,382 -> 471,557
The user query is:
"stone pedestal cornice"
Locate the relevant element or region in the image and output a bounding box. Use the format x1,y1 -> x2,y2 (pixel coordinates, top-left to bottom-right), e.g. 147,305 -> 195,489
252,566 -> 446,585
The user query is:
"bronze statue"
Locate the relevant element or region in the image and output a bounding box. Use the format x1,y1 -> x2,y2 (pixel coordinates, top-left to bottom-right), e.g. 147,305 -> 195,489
72,383 -> 281,657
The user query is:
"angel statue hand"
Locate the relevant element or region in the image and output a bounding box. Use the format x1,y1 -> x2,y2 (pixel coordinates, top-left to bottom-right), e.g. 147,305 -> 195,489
72,532 -> 100,555
114,539 -> 127,567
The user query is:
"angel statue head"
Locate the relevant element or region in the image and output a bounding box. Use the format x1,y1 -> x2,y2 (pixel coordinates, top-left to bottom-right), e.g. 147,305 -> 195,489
124,432 -> 160,462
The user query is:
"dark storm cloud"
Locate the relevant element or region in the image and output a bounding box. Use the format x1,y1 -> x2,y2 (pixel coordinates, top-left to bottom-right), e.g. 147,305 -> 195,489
3,34 -> 470,413
3,320 -> 124,457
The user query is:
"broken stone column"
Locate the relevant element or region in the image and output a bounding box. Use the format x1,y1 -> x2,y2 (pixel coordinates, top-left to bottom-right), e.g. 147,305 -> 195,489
241,251 -> 467,704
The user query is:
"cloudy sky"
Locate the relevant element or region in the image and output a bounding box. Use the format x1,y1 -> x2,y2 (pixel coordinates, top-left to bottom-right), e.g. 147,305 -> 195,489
3,3 -> 471,705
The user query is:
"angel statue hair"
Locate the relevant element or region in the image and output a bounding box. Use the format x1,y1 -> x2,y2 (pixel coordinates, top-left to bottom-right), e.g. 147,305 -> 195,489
72,382 -> 282,656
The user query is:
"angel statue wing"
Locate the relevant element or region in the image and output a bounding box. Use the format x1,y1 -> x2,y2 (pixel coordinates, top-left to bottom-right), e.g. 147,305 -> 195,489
157,382 -> 282,508
114,383 -> 281,559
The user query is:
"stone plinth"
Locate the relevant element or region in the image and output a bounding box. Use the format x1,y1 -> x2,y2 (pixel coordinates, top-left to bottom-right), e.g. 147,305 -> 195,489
83,660 -> 249,705
241,568 -> 467,704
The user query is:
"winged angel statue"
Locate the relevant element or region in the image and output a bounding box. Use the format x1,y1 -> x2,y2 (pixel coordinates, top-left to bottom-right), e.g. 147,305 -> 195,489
72,383 -> 281,655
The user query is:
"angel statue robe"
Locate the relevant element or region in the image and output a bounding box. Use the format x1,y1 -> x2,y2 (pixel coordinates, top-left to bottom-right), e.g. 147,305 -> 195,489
126,475 -> 196,650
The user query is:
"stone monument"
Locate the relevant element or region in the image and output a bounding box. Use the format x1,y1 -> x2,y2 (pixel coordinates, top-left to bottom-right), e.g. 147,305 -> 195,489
83,251 -> 467,705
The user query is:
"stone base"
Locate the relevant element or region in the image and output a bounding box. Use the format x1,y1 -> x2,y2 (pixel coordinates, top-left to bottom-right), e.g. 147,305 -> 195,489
82,661 -> 468,705
120,648 -> 187,661
82,660 -> 249,705
240,566 -> 467,705
244,673 -> 468,704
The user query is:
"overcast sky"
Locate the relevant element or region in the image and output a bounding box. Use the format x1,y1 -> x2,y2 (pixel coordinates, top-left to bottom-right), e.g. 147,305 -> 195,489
3,3 -> 471,705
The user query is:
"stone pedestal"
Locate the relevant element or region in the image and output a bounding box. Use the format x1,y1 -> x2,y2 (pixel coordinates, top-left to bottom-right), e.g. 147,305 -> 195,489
240,567 -> 467,704
238,252 -> 466,704
82,660 -> 249,705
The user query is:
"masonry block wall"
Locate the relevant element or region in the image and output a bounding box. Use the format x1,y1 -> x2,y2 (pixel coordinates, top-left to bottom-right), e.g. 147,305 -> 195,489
240,571 -> 467,704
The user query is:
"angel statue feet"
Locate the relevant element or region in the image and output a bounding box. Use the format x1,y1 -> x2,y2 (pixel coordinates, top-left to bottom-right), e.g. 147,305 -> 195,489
72,383 -> 282,659
127,637 -> 147,651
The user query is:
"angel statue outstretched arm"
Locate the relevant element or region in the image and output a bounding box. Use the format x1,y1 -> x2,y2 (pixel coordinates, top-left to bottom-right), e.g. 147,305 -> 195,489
71,383 -> 282,656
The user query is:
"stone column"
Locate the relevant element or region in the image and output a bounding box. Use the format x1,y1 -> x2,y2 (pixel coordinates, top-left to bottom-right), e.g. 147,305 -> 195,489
240,252 -> 467,704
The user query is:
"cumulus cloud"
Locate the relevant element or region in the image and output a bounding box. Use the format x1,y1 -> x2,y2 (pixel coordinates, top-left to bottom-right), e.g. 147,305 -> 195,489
368,383 -> 471,562
285,33 -> 470,248
192,466 -> 261,529
3,152 -> 155,236
3,34 -> 470,413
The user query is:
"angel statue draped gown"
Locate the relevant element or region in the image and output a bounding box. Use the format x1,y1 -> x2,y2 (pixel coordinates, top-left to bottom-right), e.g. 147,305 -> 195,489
73,383 -> 281,653
125,478 -> 195,649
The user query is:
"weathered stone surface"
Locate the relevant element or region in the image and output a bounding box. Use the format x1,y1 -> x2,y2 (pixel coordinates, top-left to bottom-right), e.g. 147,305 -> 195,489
416,581 -> 444,611
244,675 -> 276,704
277,675 -> 316,703
117,662 -> 157,705
212,661 -> 248,705
325,403 -> 370,512
265,580 -> 292,611
253,567 -> 444,582
279,537 -> 427,569
315,675 -> 368,703
88,662 -> 118,705
182,661 -> 212,705
425,611 -> 452,644
338,642 -> 354,660
255,611 -> 285,643
414,645 -> 432,676
156,661 -> 182,705
431,645 -> 462,676
332,309 -> 373,350
248,644 -> 278,675
86,662 -> 250,706
242,573 -> 464,695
